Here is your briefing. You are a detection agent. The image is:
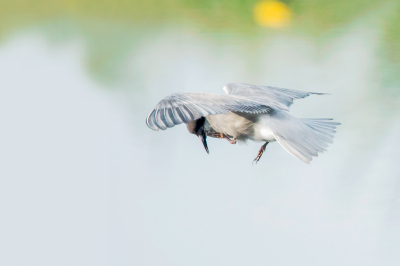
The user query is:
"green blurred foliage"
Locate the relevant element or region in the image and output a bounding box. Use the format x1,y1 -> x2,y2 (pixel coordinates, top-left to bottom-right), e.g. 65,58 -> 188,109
0,0 -> 399,85
0,0 -> 396,34
384,3 -> 400,62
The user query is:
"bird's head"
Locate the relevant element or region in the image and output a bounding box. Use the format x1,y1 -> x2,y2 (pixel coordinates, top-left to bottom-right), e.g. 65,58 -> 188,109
186,117 -> 209,154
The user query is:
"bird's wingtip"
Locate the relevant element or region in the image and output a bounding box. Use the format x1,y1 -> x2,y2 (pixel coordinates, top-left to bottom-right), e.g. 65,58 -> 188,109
311,92 -> 331,96
146,109 -> 161,131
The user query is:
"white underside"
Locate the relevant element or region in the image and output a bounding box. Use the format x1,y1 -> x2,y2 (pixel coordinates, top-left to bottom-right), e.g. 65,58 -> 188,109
255,126 -> 276,142
252,114 -> 277,142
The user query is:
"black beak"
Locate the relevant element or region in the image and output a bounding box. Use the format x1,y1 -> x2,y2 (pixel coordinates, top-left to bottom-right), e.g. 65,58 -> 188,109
198,132 -> 209,154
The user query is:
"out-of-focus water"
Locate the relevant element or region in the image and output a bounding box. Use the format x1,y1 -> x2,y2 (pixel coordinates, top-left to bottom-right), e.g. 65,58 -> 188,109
1,1 -> 400,265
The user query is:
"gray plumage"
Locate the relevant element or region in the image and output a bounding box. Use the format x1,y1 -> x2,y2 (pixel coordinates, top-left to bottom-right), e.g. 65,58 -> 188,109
146,92 -> 273,131
146,83 -> 340,164
223,83 -> 328,108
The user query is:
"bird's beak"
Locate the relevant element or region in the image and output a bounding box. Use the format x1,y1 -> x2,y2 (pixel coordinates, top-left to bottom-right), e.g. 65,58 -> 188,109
198,132 -> 209,154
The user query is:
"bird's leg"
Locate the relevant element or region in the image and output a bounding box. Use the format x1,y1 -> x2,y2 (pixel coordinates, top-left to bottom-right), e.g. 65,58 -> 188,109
253,142 -> 269,164
211,133 -> 237,144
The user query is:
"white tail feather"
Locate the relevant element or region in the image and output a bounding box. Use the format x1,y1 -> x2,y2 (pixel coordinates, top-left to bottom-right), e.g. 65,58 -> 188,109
270,112 -> 340,163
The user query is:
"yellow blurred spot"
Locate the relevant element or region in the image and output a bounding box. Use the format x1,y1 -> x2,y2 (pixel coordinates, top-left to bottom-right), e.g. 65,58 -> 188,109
253,1 -> 292,28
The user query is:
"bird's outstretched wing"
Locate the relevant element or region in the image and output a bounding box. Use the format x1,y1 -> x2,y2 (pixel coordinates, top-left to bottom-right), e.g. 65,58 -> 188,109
146,93 -> 273,130
223,83 -> 328,108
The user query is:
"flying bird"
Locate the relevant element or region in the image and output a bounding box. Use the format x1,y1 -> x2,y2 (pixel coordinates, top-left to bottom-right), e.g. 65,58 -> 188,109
146,83 -> 340,164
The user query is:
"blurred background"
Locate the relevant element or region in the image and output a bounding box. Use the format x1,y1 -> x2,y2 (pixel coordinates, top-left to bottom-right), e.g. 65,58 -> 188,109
1,0 -> 400,265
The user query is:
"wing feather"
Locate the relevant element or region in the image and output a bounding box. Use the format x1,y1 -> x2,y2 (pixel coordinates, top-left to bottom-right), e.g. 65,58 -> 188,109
224,83 -> 328,108
155,109 -> 167,130
146,92 -> 272,130
162,106 -> 175,128
146,110 -> 158,131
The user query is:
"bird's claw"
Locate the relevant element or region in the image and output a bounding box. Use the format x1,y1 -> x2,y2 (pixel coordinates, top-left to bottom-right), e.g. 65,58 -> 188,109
252,142 -> 269,165
252,151 -> 264,164
211,133 -> 236,144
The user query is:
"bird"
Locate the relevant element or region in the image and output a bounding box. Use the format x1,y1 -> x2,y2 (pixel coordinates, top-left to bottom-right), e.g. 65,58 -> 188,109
145,83 -> 340,164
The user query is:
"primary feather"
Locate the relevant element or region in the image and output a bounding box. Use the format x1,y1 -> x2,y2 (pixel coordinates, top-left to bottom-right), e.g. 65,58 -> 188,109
146,92 -> 273,130
223,83 -> 327,108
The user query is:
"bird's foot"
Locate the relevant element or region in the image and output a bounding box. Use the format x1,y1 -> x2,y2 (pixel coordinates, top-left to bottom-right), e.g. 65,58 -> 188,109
227,137 -> 237,144
211,133 -> 236,144
253,142 -> 269,164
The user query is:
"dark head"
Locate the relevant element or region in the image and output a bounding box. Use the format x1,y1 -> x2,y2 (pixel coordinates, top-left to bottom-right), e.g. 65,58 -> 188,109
186,117 -> 209,154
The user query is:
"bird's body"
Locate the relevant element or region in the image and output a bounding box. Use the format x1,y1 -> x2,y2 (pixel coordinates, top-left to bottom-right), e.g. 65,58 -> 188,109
146,83 -> 340,164
206,113 -> 255,141
205,112 -> 275,142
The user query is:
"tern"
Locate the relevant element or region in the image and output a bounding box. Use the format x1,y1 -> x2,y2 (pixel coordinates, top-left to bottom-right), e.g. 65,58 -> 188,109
146,83 -> 340,164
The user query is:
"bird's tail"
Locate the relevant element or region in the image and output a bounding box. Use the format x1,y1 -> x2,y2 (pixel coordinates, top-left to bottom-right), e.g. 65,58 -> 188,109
270,112 -> 341,163
300,118 -> 341,140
